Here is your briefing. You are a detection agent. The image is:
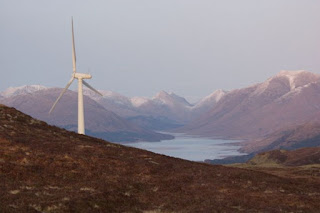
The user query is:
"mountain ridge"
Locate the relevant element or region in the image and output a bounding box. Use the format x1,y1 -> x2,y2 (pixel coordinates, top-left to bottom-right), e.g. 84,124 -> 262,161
4,70 -> 320,146
179,70 -> 320,139
1,85 -> 227,131
0,88 -> 173,142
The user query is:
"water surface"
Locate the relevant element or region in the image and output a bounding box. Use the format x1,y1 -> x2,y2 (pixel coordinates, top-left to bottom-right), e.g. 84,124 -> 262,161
126,134 -> 246,161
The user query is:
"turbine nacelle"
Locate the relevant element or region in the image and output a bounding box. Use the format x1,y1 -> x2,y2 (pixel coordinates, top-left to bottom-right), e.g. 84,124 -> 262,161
74,73 -> 92,79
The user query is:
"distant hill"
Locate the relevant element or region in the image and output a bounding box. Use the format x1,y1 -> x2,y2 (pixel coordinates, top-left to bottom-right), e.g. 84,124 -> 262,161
180,70 -> 320,139
207,122 -> 320,164
0,105 -> 319,212
241,122 -> 320,153
0,88 -> 173,142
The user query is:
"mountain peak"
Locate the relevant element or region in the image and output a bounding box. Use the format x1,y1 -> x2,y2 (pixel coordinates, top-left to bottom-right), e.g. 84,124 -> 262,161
199,89 -> 226,104
274,70 -> 320,90
153,91 -> 191,106
0,85 -> 47,98
279,69 -> 319,78
209,89 -> 227,100
277,70 -> 311,77
154,90 -> 170,99
251,70 -> 320,97
193,89 -> 227,110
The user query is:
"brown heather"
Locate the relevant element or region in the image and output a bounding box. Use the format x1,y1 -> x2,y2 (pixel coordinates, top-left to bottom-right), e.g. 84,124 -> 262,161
0,105 -> 320,212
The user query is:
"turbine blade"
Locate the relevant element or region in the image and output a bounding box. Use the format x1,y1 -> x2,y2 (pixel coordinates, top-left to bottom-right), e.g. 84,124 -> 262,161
71,17 -> 77,73
49,77 -> 75,114
83,80 -> 103,96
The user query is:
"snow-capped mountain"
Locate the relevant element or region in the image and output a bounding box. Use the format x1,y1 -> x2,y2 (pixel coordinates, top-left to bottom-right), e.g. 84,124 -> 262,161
83,89 -> 194,122
133,91 -> 193,123
180,70 -> 320,139
3,70 -> 320,142
0,85 -> 47,98
191,89 -> 227,116
0,85 -> 230,131
152,91 -> 193,107
249,70 -> 320,99
82,89 -> 137,117
82,88 -> 231,128
83,89 -> 224,129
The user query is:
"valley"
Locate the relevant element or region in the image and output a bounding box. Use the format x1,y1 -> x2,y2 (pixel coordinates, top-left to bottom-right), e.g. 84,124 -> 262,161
1,70 -> 320,164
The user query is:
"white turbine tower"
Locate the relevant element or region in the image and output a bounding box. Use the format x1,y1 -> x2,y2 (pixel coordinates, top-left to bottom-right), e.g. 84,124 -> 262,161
49,18 -> 102,135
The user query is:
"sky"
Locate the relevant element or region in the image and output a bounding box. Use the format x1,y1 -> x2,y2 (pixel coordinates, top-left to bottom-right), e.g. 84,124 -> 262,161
1,0 -> 320,102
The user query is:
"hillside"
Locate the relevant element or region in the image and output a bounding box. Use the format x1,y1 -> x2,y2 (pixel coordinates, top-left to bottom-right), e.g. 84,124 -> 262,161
241,122 -> 320,153
180,70 -> 320,139
230,148 -> 320,194
0,88 -> 173,142
207,122 -> 320,164
0,105 -> 320,212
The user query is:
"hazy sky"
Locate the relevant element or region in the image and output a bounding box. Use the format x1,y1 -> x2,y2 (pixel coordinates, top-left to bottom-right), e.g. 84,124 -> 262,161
1,1 -> 320,101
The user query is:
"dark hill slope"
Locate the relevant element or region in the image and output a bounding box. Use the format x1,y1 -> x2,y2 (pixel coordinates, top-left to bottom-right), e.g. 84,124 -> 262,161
0,105 -> 320,212
231,148 -> 320,192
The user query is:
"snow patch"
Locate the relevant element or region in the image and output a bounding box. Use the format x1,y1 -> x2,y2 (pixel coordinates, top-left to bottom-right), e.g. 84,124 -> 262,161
152,91 -> 192,107
277,70 -> 307,90
251,70 -> 319,97
131,97 -> 149,107
1,85 -> 47,98
277,82 -> 314,101
194,89 -> 226,109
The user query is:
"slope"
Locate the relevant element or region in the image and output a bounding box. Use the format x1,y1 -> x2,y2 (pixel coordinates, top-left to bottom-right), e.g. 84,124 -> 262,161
206,121 -> 320,165
0,105 -> 320,212
247,147 -> 320,167
241,122 -> 320,153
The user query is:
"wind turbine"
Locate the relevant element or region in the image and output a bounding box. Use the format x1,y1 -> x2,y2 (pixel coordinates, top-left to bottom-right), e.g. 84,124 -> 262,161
49,18 -> 102,135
